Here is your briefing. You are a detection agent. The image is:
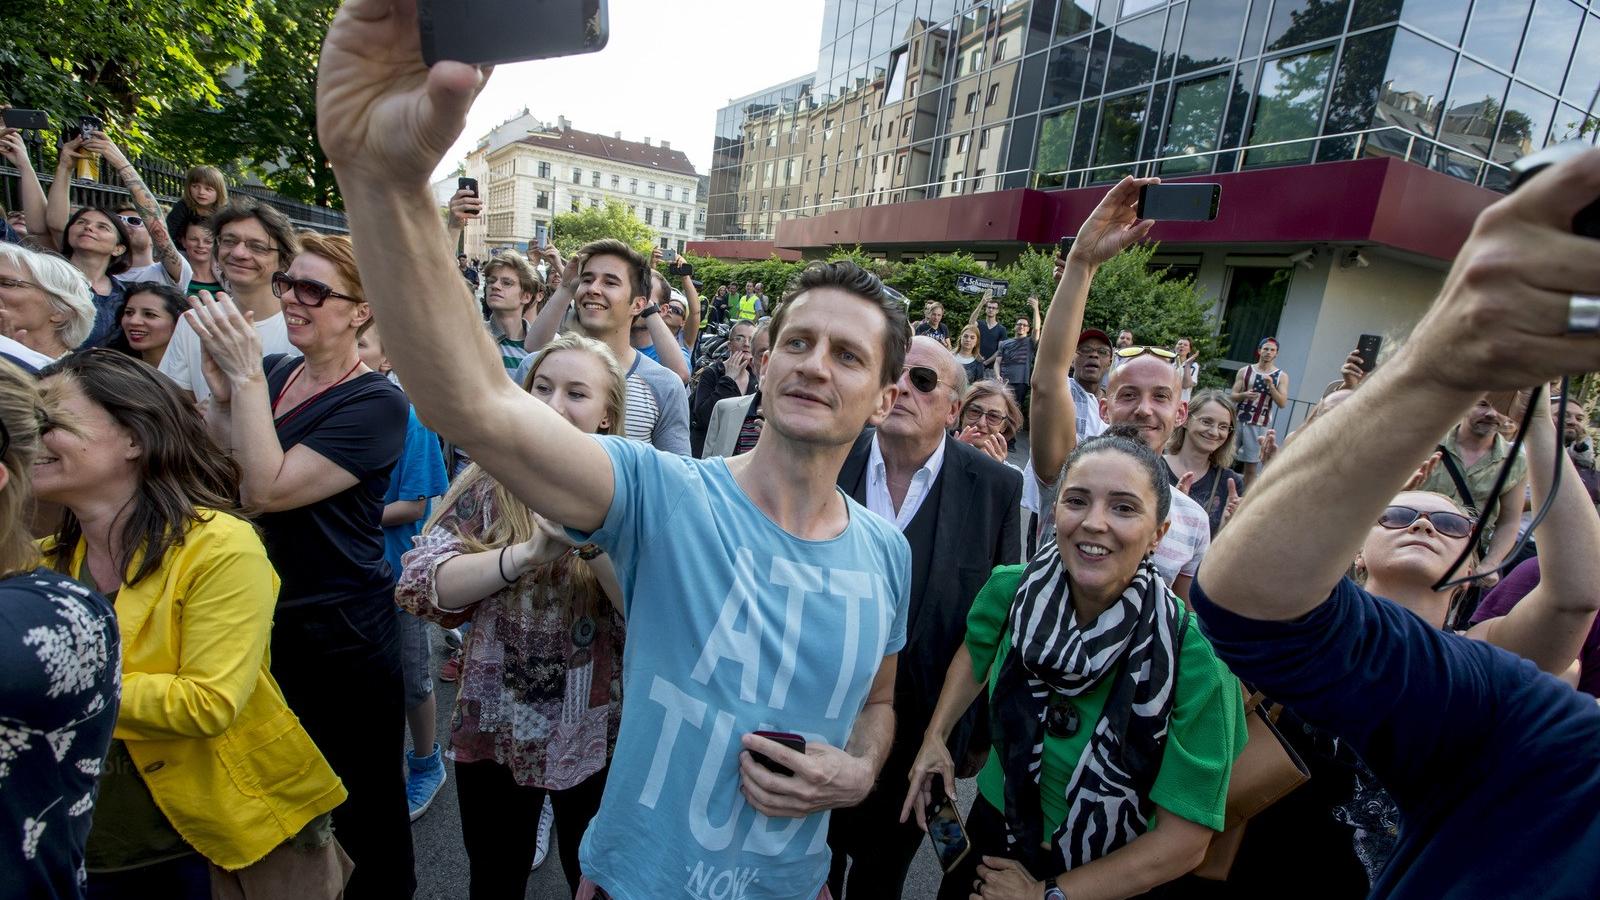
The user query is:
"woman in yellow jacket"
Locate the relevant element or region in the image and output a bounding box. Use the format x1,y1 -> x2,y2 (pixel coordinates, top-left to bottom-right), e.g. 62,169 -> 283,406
35,350 -> 349,899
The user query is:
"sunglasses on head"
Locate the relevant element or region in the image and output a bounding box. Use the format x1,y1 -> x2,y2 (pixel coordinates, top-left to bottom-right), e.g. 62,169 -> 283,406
271,272 -> 359,307
1378,505 -> 1476,539
901,365 -> 940,393
1114,345 -> 1177,361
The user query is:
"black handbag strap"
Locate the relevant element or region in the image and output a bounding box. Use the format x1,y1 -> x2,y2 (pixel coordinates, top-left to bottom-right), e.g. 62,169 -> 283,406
1435,443 -> 1480,515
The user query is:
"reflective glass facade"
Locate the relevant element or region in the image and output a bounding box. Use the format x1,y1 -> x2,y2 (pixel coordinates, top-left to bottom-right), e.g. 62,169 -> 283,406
707,0 -> 1600,241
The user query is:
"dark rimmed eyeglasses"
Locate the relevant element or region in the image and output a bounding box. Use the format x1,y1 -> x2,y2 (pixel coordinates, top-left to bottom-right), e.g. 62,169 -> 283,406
1045,692 -> 1079,738
1378,505 -> 1476,540
272,272 -> 359,307
1114,345 -> 1177,361
964,407 -> 1009,426
901,365 -> 941,393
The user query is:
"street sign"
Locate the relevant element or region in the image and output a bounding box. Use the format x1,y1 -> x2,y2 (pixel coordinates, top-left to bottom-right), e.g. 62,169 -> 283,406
956,274 -> 1009,296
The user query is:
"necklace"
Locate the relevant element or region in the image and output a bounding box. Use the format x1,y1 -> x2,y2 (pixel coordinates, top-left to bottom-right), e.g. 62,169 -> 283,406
273,359 -> 363,428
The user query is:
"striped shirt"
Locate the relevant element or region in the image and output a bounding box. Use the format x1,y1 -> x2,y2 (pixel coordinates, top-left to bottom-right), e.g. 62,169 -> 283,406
486,317 -> 533,378
623,373 -> 660,445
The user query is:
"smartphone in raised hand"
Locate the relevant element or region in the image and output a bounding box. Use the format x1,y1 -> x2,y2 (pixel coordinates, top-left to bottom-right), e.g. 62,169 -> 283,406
420,0 -> 609,67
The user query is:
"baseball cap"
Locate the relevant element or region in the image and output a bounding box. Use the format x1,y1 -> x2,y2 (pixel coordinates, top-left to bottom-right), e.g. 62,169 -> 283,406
1078,328 -> 1111,346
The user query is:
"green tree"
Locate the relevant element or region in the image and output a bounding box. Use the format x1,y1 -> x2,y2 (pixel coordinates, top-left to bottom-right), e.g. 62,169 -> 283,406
0,0 -> 266,152
152,0 -> 340,206
885,252 -> 985,321
1082,243 -> 1223,368
551,201 -> 655,257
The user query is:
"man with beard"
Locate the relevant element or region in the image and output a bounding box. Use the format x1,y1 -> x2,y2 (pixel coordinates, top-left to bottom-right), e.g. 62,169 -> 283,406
1416,394 -> 1528,589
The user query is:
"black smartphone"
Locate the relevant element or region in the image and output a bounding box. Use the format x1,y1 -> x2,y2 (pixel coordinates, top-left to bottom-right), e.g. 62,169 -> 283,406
668,260 -> 694,278
1355,333 -> 1382,373
458,176 -> 479,197
925,775 -> 971,874
1057,236 -> 1073,256
749,730 -> 806,777
420,0 -> 609,67
1138,183 -> 1221,221
1,108 -> 48,130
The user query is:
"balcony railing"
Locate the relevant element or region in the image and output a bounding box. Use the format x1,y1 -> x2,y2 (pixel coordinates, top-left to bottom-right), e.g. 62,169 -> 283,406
1,151 -> 348,235
703,125 -> 1513,240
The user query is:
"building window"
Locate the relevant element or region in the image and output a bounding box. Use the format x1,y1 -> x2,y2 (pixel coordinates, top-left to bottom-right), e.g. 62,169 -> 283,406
951,171 -> 965,194
590,171 -> 600,187
611,174 -> 620,188
570,197 -> 580,211
996,39 -> 1008,62
678,239 -> 686,252
572,167 -> 582,183
679,212 -> 688,229
947,96 -> 957,120
661,237 -> 670,250
987,84 -> 1001,107
965,92 -> 979,114
958,133 -> 970,153
1161,73 -> 1229,175
784,158 -> 794,183
902,116 -> 913,138
981,127 -> 993,150
1033,107 -> 1077,189
629,178 -> 639,194
873,123 -> 882,141
895,154 -> 906,175
535,190 -> 549,209
761,196 -> 770,212
768,128 -> 778,147
644,208 -> 654,225
647,181 -> 657,196
820,156 -> 829,177
824,117 -> 834,141
740,196 -> 749,212
664,185 -> 674,202
1245,47 -> 1336,167
590,198 -> 600,208
973,169 -> 986,191
537,161 -> 551,178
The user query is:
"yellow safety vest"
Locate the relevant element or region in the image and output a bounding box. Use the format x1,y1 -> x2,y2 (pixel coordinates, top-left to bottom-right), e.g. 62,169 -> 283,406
737,294 -> 760,320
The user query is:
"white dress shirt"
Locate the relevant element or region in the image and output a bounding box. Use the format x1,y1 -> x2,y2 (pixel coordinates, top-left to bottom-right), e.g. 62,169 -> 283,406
865,433 -> 947,531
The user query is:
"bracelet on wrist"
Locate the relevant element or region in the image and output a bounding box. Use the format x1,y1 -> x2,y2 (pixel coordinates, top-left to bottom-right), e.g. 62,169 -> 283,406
497,545 -> 517,584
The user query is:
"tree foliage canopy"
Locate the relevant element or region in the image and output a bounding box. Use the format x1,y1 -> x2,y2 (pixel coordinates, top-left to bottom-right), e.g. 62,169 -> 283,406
550,201 -> 656,257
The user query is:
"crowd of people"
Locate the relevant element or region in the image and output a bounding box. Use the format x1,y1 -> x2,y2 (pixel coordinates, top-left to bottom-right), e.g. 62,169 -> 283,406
3,5 -> 1600,900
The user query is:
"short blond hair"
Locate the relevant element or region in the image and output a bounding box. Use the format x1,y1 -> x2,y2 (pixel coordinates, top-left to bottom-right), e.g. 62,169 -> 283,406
0,243 -> 96,349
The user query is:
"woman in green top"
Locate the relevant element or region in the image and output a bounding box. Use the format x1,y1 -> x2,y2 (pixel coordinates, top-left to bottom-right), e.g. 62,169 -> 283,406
903,426 -> 1246,900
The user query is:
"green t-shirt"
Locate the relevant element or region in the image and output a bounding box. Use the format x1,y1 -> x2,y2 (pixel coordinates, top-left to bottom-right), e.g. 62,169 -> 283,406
966,564 -> 1246,843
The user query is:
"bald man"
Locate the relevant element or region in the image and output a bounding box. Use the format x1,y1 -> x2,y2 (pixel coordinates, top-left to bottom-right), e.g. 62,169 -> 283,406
829,337 -> 1023,898
1094,352 -> 1213,596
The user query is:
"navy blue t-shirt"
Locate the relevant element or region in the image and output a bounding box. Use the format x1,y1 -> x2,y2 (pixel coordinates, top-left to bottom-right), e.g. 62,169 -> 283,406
1190,576 -> 1600,898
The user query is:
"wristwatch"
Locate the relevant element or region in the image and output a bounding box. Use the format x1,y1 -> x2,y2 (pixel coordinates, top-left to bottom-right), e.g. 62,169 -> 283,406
639,303 -> 660,318
1043,879 -> 1066,900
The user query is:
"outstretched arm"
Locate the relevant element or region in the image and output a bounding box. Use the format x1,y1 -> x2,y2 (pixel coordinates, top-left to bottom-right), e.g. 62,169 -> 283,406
1029,176 -> 1156,486
90,133 -> 184,282
0,130 -> 48,239
1199,149 -> 1600,622
316,0 -> 613,533
1468,395 -> 1600,673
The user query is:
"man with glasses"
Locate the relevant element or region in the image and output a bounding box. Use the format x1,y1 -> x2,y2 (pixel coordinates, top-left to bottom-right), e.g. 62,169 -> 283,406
691,319 -> 758,457
1415,394 -> 1529,590
159,198 -> 301,402
829,336 -> 1021,898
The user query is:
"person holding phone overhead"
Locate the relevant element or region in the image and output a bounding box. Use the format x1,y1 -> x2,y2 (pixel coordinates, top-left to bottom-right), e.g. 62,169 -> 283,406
1230,337 -> 1287,487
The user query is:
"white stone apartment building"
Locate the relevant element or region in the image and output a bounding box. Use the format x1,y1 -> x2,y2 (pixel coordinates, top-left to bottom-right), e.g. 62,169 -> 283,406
462,111 -> 700,260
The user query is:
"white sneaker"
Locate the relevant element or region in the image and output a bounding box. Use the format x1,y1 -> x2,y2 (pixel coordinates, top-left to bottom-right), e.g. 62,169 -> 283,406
531,797 -> 554,870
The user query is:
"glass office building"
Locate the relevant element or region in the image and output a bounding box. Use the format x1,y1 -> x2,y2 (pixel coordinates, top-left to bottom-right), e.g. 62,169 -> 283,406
700,0 -> 1599,433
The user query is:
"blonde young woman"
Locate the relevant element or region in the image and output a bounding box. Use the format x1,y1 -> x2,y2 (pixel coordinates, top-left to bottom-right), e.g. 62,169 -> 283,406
397,334 -> 627,899
35,351 -> 348,898
953,324 -> 986,384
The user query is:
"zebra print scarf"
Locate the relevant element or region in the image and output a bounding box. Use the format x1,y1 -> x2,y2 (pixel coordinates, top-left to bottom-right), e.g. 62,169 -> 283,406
990,543 -> 1183,871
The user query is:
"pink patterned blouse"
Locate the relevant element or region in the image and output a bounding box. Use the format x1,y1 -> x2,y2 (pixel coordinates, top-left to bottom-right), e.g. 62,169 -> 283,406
396,478 -> 624,790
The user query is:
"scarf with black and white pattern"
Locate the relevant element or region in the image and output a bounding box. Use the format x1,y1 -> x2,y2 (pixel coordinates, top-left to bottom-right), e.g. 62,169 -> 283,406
990,544 -> 1183,871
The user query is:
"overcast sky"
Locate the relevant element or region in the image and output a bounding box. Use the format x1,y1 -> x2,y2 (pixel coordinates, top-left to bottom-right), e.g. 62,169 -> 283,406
431,0 -> 825,182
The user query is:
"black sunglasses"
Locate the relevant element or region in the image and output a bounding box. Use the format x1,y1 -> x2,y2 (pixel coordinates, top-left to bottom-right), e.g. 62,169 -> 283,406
1378,505 -> 1476,540
1045,692 -> 1079,739
272,272 -> 359,307
901,365 -> 940,393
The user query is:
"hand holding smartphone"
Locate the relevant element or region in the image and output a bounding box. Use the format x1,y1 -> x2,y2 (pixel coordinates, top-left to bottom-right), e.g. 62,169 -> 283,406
1137,183 -> 1221,221
925,775 -> 971,874
749,730 -> 805,777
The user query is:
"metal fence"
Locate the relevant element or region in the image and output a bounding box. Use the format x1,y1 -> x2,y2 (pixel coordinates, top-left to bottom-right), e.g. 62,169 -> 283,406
0,148 -> 347,234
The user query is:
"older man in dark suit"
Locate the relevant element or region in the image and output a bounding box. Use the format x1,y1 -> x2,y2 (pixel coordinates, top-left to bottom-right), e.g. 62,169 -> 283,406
827,336 -> 1023,897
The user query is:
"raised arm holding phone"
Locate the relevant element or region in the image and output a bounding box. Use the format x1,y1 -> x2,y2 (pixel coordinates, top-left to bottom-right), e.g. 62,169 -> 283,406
1191,149 -> 1600,897
315,5 -> 910,896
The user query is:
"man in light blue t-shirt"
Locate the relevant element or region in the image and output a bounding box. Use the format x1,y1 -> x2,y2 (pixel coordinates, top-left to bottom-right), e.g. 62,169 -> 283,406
342,156 -> 915,898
